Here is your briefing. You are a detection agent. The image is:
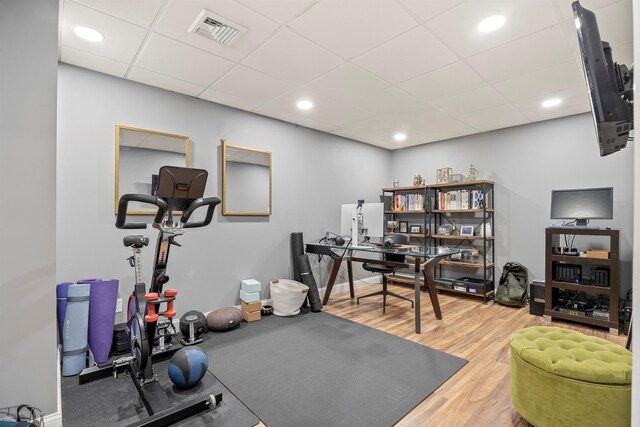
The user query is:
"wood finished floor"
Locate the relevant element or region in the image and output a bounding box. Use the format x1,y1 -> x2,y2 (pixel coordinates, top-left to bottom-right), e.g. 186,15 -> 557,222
319,282 -> 626,427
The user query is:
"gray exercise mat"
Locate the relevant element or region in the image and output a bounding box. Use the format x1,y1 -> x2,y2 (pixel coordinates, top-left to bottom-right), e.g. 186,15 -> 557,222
204,310 -> 467,427
61,354 -> 259,427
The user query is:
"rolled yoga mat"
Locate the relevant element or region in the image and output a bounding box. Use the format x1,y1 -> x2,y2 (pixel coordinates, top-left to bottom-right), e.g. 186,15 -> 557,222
79,279 -> 119,364
298,254 -> 323,312
57,282 -> 74,342
290,232 -> 304,283
61,283 -> 90,376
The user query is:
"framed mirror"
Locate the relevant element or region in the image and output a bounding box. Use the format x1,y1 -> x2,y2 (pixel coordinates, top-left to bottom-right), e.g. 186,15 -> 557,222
222,141 -> 272,216
115,125 -> 189,215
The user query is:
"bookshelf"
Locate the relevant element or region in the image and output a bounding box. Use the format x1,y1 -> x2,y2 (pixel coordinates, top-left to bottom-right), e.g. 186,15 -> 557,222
383,180 -> 495,303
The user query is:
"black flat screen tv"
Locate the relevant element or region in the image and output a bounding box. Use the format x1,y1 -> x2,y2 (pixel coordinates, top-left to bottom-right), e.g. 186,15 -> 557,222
572,1 -> 633,156
550,187 -> 613,226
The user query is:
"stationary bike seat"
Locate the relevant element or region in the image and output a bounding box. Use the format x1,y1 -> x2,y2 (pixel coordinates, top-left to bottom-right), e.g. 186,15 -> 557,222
123,235 -> 149,248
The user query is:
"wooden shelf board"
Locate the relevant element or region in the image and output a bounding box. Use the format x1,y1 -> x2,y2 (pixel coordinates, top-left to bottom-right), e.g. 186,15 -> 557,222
432,234 -> 494,241
440,260 -> 494,269
436,286 -> 494,298
382,185 -> 427,192
546,227 -> 620,237
384,232 -> 429,238
548,281 -> 611,295
428,180 -> 494,189
385,210 -> 427,214
550,255 -> 612,266
386,276 -> 495,299
387,275 -> 422,285
545,309 -> 618,328
432,208 -> 494,213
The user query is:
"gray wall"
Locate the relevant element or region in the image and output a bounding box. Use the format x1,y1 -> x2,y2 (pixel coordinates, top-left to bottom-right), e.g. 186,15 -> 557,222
391,113 -> 634,295
0,0 -> 58,414
57,64 -> 390,322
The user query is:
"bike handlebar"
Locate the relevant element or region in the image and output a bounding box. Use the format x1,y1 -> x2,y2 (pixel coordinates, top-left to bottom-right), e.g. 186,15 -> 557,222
116,194 -> 168,229
181,197 -> 221,228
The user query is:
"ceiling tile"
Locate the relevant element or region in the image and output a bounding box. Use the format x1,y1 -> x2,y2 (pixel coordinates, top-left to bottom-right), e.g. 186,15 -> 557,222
493,60 -> 584,102
242,29 -> 344,85
395,0 -> 465,21
61,46 -> 129,78
62,1 -> 148,63
512,84 -> 590,122
154,0 -> 279,62
466,25 -> 572,83
199,88 -> 261,111
304,63 -> 392,105
136,34 -> 235,86
287,0 -> 418,59
427,86 -> 509,115
255,89 -> 371,127
458,104 -> 530,132
554,0 -> 624,21
209,65 -> 293,103
425,0 -> 558,58
255,110 -> 336,133
350,86 -> 425,115
398,61 -> 485,100
128,67 -> 205,97
69,0 -> 164,28
353,26 -> 458,84
233,0 -> 316,24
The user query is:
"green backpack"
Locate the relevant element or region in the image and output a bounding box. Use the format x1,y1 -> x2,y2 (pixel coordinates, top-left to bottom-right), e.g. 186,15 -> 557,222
495,262 -> 528,307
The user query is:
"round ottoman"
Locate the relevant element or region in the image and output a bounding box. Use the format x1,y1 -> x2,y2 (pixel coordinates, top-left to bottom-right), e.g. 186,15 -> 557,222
510,326 -> 631,427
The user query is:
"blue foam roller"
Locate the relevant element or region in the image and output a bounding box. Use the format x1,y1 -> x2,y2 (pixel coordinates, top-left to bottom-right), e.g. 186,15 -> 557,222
56,282 -> 73,342
61,283 -> 90,376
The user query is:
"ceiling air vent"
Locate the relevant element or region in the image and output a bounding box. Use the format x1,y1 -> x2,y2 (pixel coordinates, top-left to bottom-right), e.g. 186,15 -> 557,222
188,9 -> 247,47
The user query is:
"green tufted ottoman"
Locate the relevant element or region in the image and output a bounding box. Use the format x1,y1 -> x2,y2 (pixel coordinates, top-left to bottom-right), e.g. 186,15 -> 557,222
510,326 -> 631,427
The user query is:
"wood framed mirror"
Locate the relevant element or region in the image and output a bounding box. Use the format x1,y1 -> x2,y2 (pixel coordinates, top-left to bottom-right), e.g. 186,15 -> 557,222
115,125 -> 189,215
222,141 -> 272,216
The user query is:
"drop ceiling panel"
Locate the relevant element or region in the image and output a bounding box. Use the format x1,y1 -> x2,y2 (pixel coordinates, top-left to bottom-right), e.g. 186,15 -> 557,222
425,0 -> 558,58
427,86 -> 509,116
349,86 -> 425,115
466,26 -> 572,84
136,34 -> 235,87
398,61 -> 486,100
554,0 -> 624,21
287,0 -> 418,59
62,1 -> 148,63
154,0 -> 279,62
256,110 -> 335,132
242,29 -> 344,85
353,26 -> 458,84
199,88 -> 262,112
459,104 -> 530,132
70,0 -> 164,28
61,46 -> 129,78
233,0 -> 316,24
209,65 -> 293,103
304,63 -> 392,105
493,60 -> 584,102
396,0 -> 465,21
513,84 -> 590,122
128,67 -> 205,97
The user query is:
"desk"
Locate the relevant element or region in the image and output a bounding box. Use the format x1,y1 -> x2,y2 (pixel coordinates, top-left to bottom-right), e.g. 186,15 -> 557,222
306,243 -> 466,333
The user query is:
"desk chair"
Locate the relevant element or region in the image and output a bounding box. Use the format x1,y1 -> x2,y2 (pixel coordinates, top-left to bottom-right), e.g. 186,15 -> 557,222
357,234 -> 414,313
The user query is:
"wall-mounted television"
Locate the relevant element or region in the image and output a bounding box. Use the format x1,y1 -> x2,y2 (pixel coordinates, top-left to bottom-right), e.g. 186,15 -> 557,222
572,1 -> 633,156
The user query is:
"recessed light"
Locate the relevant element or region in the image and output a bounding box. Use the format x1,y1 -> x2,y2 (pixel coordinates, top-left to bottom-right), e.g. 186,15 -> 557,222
296,100 -> 313,110
393,132 -> 407,142
74,26 -> 104,42
541,98 -> 562,108
478,15 -> 506,33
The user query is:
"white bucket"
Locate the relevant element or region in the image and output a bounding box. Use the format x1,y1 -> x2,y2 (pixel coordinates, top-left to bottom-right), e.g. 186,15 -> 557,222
270,279 -> 309,316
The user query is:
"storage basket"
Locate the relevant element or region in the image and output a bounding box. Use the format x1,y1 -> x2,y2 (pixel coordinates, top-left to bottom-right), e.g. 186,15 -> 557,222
270,279 -> 309,316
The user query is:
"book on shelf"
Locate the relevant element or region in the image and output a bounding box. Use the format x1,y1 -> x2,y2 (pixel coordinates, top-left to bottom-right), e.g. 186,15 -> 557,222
436,189 -> 484,210
393,193 -> 424,211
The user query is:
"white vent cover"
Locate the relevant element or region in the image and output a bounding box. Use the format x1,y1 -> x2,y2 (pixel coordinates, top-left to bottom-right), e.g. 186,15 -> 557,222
188,9 -> 247,47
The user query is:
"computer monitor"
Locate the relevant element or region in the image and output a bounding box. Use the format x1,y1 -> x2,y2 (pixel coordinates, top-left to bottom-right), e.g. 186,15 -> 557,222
572,1 -> 633,156
340,202 -> 384,242
550,187 -> 613,226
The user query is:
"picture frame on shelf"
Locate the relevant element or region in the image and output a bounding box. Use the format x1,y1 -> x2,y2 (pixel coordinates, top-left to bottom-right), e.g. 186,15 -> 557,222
409,224 -> 422,233
386,220 -> 399,232
460,225 -> 474,236
399,221 -> 409,233
437,224 -> 451,236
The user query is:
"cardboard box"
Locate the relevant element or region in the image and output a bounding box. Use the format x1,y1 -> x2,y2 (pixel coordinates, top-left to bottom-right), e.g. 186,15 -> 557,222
587,250 -> 610,259
241,300 -> 262,313
242,308 -> 261,322
240,289 -> 260,303
241,279 -> 261,293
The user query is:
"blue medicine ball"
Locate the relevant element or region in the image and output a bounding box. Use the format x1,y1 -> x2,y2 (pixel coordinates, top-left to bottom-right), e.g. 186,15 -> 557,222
168,346 -> 209,388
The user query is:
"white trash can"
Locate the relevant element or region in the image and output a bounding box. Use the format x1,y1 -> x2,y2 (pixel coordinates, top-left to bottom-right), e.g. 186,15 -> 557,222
270,279 -> 309,316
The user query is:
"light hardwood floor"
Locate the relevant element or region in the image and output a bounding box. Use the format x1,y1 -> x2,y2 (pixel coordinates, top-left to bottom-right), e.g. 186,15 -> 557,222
321,282 -> 626,427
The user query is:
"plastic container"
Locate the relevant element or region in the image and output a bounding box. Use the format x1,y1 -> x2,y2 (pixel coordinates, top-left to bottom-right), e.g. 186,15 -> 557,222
270,279 -> 309,316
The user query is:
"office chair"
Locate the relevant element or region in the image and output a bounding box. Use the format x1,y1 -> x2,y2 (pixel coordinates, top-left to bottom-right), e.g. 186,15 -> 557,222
357,234 -> 413,313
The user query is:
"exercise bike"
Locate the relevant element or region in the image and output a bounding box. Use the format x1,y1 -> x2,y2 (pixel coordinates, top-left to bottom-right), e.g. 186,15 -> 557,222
80,166 -> 222,427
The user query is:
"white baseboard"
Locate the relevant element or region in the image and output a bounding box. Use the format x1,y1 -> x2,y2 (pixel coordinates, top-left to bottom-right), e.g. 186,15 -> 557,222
44,411 -> 63,427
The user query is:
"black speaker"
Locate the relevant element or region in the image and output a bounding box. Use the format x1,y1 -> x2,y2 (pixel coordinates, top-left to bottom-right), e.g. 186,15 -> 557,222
529,281 -> 545,316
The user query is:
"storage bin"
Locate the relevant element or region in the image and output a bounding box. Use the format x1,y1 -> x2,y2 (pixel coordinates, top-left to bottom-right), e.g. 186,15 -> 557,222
270,279 -> 309,316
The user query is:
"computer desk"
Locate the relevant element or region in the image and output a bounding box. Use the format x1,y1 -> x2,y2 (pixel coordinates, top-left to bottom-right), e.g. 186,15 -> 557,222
305,242 -> 467,334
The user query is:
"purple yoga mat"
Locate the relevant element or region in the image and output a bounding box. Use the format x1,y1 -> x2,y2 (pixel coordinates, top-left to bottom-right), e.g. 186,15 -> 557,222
79,279 -> 119,364
56,282 -> 74,342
